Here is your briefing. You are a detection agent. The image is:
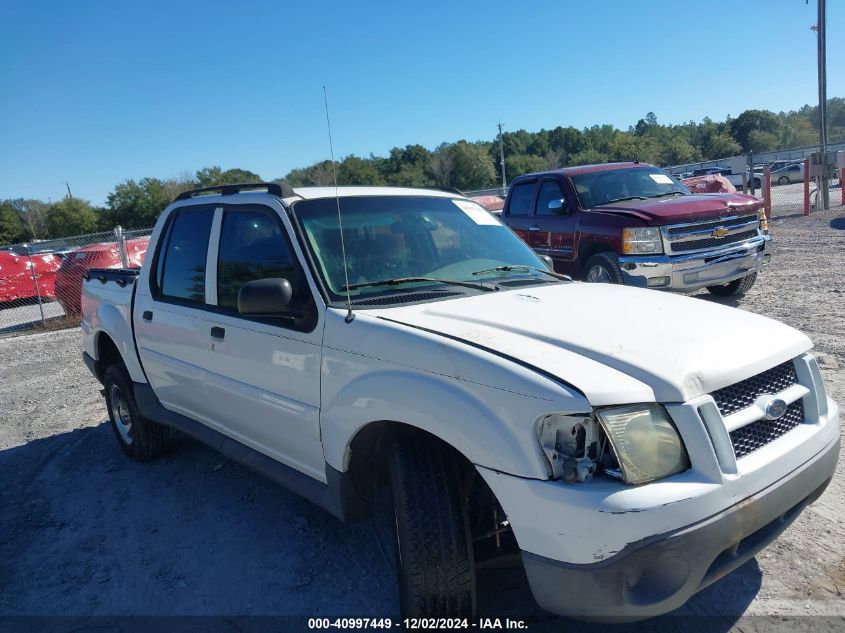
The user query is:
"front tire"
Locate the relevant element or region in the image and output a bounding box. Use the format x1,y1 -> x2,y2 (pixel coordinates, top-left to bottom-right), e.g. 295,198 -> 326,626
103,363 -> 170,461
387,439 -> 476,619
778,176 -> 790,185
706,272 -> 757,297
583,252 -> 624,284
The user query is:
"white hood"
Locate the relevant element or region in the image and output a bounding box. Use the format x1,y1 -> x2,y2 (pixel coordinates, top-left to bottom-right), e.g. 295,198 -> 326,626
367,283 -> 812,406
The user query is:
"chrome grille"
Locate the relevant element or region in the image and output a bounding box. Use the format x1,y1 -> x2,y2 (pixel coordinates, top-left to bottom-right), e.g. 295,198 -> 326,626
672,230 -> 758,253
730,400 -> 804,459
666,215 -> 757,236
664,214 -> 759,254
711,360 -> 798,417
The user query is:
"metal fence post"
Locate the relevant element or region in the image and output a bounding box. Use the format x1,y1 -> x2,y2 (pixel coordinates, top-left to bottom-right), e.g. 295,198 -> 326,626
24,245 -> 47,326
763,166 -> 772,219
803,159 -> 811,216
114,225 -> 129,268
841,167 -> 844,207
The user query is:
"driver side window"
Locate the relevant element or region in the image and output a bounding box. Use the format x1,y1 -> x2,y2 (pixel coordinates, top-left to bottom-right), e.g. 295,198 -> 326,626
536,180 -> 568,216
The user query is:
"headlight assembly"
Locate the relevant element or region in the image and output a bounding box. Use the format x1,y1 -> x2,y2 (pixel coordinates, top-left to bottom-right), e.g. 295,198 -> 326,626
622,227 -> 663,254
596,404 -> 689,485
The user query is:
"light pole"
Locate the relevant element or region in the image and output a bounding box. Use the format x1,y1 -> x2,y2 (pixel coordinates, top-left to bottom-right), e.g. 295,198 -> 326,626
813,0 -> 829,209
497,122 -> 506,192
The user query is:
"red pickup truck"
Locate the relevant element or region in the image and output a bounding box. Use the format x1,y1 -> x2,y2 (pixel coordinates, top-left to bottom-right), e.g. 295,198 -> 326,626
500,162 -> 771,296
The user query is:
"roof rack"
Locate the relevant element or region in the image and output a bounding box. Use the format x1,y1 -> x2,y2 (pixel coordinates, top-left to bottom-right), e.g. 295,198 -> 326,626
175,181 -> 296,201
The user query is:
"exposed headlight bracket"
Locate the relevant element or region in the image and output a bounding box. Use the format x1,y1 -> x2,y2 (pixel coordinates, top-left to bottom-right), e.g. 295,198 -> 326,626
539,414 -> 602,482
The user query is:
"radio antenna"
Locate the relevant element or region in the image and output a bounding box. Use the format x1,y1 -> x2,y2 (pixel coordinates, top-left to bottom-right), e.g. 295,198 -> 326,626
323,84 -> 354,323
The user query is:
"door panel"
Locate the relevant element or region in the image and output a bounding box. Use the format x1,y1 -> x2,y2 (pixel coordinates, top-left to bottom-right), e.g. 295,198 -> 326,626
134,206 -> 219,423
503,180 -> 538,245
199,205 -> 325,481
533,179 -> 576,267
201,315 -> 324,480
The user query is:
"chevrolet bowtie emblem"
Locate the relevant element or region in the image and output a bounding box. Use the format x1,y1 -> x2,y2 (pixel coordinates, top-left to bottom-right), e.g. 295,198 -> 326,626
711,227 -> 729,238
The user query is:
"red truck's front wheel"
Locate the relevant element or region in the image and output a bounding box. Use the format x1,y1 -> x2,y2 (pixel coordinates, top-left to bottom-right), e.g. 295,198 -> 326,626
584,253 -> 624,284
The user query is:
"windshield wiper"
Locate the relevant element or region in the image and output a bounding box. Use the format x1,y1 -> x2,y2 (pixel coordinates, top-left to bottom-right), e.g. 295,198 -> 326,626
343,277 -> 497,292
602,196 -> 648,204
471,265 -> 571,281
649,191 -> 686,199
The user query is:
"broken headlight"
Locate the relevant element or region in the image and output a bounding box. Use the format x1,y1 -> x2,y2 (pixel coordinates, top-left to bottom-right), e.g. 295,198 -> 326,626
596,404 -> 689,485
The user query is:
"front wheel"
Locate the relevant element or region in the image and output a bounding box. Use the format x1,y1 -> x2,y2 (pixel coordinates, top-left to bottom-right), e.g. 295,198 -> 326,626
706,272 -> 757,297
778,176 -> 790,185
103,363 -> 170,461
386,439 -> 476,619
583,252 -> 624,284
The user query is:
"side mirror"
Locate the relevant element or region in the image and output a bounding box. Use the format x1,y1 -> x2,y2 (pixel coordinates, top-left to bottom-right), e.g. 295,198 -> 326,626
548,198 -> 567,214
539,254 -> 554,270
238,278 -> 294,316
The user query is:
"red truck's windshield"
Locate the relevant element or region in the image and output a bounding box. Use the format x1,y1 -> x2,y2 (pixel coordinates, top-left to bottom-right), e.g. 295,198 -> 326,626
571,167 -> 689,209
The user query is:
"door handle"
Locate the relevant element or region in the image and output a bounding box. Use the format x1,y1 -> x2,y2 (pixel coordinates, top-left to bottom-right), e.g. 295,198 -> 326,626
142,310 -> 153,321
210,326 -> 225,340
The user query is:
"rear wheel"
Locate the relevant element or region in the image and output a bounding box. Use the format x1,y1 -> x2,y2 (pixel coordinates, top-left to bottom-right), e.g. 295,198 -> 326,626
386,438 -> 476,619
706,272 -> 757,297
103,363 -> 170,461
584,252 -> 624,284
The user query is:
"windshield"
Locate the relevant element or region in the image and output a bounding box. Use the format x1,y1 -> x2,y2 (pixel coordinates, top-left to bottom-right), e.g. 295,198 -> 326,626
571,166 -> 689,209
293,195 -> 547,303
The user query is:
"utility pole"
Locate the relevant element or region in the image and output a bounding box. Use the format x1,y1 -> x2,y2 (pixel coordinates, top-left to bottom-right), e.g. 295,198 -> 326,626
497,122 -> 506,192
64,182 -> 73,199
816,0 -> 829,209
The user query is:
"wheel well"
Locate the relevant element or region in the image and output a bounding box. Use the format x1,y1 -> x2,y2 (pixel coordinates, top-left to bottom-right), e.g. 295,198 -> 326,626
579,243 -> 615,276
347,421 -> 487,510
347,421 -> 519,563
96,333 -> 123,380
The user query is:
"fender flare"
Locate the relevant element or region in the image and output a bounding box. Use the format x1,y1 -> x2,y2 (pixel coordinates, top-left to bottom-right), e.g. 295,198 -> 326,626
93,302 -> 147,383
321,369 -> 552,480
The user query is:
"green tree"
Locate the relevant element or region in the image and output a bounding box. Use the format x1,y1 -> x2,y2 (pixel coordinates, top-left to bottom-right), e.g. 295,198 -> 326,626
570,148 -> 608,166
451,141 -> 496,190
607,132 -> 658,163
105,177 -> 172,228
661,136 -> 699,165
337,156 -> 386,185
45,198 -> 99,238
730,110 -> 781,152
702,133 -> 741,160
506,154 -> 549,180
0,201 -> 27,244
195,166 -> 262,187
748,130 -> 779,153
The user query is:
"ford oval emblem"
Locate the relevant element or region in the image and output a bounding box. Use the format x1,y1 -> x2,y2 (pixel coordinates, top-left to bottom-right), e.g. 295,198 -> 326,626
764,398 -> 788,420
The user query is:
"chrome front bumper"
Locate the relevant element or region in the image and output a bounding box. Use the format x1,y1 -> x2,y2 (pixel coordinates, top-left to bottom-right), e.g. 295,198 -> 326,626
618,234 -> 772,292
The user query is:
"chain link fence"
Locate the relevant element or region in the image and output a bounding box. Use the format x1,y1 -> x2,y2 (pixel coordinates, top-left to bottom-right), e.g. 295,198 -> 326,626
669,145 -> 844,220
0,226 -> 152,335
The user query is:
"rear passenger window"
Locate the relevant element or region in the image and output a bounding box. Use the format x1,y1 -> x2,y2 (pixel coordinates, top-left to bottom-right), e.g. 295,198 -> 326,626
156,209 -> 214,303
216,210 -> 299,311
507,182 -> 537,216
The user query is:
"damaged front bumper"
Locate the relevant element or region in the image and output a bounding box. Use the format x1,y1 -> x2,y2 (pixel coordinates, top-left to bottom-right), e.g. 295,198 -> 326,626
512,432 -> 839,621
618,234 -> 771,292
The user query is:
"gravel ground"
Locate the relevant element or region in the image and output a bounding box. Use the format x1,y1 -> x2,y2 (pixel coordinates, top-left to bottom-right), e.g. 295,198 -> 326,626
0,208 -> 843,631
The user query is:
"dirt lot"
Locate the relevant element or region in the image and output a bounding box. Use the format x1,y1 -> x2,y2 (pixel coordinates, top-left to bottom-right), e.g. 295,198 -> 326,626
0,209 -> 843,631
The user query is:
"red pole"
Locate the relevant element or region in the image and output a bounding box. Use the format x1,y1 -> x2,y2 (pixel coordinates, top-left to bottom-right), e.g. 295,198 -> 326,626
803,159 -> 810,216
763,165 -> 772,219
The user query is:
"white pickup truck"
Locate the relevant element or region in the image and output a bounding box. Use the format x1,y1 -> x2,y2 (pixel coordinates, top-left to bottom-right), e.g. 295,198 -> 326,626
81,182 -> 839,621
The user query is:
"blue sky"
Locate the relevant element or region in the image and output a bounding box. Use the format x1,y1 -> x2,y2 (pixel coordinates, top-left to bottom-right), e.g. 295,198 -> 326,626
1,0 -> 842,205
